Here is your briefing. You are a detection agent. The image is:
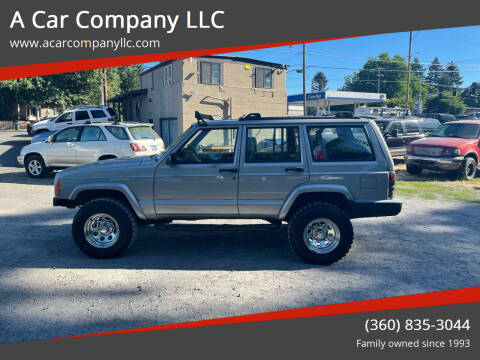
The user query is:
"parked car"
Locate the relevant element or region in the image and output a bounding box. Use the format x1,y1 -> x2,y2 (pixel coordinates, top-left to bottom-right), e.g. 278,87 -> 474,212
374,117 -> 441,157
31,106 -> 117,135
52,114 -> 402,264
405,120 -> 480,180
421,113 -> 457,123
18,122 -> 164,178
27,117 -> 54,136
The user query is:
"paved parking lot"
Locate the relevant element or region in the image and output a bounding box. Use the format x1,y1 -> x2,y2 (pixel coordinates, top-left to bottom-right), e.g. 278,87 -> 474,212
0,130 -> 479,343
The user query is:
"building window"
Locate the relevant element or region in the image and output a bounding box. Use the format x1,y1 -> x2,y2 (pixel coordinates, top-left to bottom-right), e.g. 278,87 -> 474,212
199,62 -> 221,85
164,64 -> 173,87
255,67 -> 273,88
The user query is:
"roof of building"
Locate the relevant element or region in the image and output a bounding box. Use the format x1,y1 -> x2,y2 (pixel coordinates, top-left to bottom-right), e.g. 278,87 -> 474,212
141,55 -> 287,76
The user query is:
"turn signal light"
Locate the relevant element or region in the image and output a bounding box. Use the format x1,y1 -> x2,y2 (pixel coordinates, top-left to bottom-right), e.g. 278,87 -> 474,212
130,143 -> 147,152
56,180 -> 61,196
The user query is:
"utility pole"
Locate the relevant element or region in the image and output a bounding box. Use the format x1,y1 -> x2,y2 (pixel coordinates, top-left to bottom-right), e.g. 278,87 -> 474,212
405,31 -> 413,114
103,68 -> 108,105
303,43 -> 306,116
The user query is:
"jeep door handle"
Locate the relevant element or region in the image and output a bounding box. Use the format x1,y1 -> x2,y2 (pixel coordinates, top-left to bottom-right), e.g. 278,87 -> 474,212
285,167 -> 304,172
219,168 -> 238,173
66,142 -> 75,147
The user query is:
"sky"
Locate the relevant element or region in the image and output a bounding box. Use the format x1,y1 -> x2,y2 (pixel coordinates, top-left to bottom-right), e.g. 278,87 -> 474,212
218,25 -> 480,95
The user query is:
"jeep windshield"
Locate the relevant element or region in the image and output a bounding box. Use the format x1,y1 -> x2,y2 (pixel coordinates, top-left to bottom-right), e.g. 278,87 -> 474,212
429,123 -> 480,139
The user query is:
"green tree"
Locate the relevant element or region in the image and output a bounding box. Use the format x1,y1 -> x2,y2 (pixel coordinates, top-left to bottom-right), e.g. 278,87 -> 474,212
311,71 -> 328,91
411,57 -> 425,79
424,93 -> 466,114
425,57 -> 444,91
461,82 -> 480,107
341,53 -> 407,99
442,62 -> 463,89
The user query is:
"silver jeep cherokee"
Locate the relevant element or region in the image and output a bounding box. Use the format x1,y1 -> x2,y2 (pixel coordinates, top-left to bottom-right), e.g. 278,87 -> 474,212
53,113 -> 402,264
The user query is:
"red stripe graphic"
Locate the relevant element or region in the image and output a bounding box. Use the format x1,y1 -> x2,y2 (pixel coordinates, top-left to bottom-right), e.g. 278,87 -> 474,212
55,286 -> 479,340
0,36 -> 364,81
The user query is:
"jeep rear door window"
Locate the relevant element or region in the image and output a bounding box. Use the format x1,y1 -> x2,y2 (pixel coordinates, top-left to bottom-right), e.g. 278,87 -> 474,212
246,127 -> 301,163
175,128 -> 237,164
106,126 -> 129,140
307,126 -> 375,162
128,126 -> 160,140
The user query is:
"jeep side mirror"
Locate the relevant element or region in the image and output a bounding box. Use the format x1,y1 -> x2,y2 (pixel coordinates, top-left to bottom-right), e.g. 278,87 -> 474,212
47,135 -> 53,143
390,129 -> 398,137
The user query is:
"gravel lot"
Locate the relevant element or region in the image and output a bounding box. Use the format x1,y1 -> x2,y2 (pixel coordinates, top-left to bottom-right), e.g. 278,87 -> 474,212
1,130 -> 479,343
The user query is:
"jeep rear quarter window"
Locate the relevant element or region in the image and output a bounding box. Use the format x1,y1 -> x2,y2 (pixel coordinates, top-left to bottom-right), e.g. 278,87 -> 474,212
307,125 -> 375,162
246,127 -> 301,163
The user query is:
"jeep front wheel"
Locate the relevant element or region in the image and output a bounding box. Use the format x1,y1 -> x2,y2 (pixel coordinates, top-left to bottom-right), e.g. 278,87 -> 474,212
288,202 -> 353,265
72,198 -> 137,258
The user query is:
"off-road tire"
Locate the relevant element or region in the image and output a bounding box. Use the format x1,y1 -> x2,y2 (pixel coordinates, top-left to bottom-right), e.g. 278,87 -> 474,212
406,163 -> 423,175
25,154 -> 49,178
288,202 -> 353,265
72,198 -> 137,258
456,157 -> 477,180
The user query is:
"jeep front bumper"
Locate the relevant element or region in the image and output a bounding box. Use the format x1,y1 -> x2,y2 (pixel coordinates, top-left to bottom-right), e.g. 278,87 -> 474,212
349,199 -> 402,218
53,197 -> 77,208
17,155 -> 24,166
404,154 -> 464,171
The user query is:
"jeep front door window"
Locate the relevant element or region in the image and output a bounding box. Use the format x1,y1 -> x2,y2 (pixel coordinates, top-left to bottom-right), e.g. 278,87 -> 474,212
174,128 -> 237,164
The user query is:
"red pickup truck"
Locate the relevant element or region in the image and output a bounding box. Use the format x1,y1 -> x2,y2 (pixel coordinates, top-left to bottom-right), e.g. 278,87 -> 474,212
404,120 -> 480,180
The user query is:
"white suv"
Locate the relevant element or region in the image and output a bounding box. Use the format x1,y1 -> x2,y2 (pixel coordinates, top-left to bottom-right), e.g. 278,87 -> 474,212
31,106 -> 117,135
18,122 -> 165,178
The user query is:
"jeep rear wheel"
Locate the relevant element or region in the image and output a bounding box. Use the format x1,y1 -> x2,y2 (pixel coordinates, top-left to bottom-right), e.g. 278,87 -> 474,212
72,198 -> 137,258
288,202 -> 353,265
456,157 -> 477,180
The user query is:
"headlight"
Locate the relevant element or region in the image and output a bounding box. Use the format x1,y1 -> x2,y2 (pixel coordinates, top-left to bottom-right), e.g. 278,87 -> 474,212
443,148 -> 461,156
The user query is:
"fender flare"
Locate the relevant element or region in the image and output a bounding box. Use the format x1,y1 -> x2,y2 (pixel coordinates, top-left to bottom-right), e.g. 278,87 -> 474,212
277,184 -> 354,220
69,182 -> 147,220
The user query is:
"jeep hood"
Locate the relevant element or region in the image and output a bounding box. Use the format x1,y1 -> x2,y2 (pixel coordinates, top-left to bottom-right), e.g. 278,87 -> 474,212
62,157 -> 148,173
411,137 -> 475,148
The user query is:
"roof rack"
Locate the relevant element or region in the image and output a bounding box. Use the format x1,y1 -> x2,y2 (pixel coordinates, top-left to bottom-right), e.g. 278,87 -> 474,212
239,113 -> 262,120
195,111 -> 214,125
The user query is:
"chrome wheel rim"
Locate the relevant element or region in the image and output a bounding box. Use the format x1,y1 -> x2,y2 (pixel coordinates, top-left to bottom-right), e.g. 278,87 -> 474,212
303,218 -> 341,254
28,160 -> 42,176
84,213 -> 120,248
